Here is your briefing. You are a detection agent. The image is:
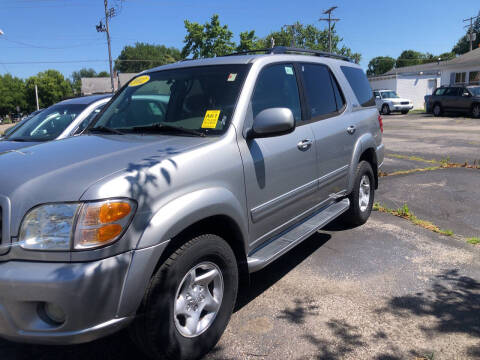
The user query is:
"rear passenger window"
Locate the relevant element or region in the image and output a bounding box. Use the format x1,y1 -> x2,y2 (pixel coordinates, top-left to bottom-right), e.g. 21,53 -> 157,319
341,66 -> 375,107
302,64 -> 337,118
251,64 -> 302,122
434,88 -> 446,96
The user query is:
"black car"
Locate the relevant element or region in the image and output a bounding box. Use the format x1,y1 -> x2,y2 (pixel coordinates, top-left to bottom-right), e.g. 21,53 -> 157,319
425,85 -> 480,118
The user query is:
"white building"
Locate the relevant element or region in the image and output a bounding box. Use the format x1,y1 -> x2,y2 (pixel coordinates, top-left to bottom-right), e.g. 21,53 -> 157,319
368,47 -> 480,109
439,47 -> 480,86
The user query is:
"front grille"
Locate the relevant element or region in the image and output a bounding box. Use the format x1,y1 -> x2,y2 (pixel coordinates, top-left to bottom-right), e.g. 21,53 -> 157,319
401,101 -> 409,105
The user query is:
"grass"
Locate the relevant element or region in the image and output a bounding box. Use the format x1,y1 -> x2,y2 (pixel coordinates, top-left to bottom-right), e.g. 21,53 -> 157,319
467,237 -> 480,245
409,109 -> 426,114
373,202 -> 453,236
381,153 -> 480,177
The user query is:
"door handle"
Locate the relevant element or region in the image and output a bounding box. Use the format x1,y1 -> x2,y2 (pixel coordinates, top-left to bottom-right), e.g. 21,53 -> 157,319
346,125 -> 356,135
297,139 -> 312,150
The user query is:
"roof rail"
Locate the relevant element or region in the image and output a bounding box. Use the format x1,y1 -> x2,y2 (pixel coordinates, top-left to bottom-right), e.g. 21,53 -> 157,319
226,46 -> 352,62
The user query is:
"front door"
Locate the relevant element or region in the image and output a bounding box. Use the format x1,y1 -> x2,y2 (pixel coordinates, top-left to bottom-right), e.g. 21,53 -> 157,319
238,63 -> 318,249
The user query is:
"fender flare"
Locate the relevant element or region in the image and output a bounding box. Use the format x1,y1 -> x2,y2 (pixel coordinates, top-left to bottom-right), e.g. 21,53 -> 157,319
347,134 -> 377,193
117,187 -> 248,317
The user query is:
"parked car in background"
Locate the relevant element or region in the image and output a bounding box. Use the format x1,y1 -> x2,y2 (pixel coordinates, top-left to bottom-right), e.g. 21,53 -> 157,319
0,47 -> 383,360
0,109 -> 45,140
0,95 -> 111,153
425,85 -> 480,118
374,89 -> 413,115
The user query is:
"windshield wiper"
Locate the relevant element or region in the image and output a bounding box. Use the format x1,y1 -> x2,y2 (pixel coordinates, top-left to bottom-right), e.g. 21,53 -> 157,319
129,124 -> 205,137
89,126 -> 125,135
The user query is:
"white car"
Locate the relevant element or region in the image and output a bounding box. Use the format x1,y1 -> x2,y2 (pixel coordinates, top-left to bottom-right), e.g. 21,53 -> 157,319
373,90 -> 413,115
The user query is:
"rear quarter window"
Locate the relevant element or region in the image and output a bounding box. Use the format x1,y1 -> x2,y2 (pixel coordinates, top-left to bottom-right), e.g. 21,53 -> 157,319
340,66 -> 375,107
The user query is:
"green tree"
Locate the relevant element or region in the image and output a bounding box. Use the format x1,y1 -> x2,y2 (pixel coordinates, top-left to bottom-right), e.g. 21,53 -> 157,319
0,74 -> 27,116
182,14 -> 235,58
25,70 -> 73,110
395,50 -> 428,68
115,42 -> 181,73
236,30 -> 261,52
367,56 -> 396,76
453,11 -> 480,55
252,22 -> 361,63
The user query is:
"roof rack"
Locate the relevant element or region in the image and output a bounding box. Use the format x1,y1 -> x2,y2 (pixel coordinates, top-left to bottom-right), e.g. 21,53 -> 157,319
226,46 -> 352,62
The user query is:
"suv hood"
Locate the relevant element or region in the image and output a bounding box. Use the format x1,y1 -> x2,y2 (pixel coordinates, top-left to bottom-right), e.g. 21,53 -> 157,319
0,134 -> 215,230
0,140 -> 42,153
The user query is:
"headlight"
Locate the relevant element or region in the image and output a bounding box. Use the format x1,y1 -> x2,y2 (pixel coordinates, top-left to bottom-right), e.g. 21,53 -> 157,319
19,199 -> 136,251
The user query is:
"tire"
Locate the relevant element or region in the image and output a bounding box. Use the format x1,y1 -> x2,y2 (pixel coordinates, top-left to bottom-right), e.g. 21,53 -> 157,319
401,110 -> 409,115
433,103 -> 442,117
472,103 -> 480,119
130,234 -> 238,360
381,104 -> 390,115
342,161 -> 375,227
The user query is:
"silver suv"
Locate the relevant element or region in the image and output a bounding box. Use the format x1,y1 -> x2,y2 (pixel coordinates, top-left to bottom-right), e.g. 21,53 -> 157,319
0,47 -> 383,359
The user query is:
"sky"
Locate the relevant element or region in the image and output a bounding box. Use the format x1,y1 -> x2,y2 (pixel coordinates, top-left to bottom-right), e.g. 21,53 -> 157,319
0,0 -> 478,80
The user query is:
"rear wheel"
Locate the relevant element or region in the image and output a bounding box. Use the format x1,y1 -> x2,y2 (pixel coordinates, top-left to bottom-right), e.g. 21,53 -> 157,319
433,103 -> 442,117
401,110 -> 409,114
341,161 -> 375,226
131,234 -> 238,360
472,104 -> 480,119
381,104 -> 390,115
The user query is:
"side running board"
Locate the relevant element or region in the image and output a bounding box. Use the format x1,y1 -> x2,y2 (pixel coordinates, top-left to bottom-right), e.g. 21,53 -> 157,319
247,199 -> 350,272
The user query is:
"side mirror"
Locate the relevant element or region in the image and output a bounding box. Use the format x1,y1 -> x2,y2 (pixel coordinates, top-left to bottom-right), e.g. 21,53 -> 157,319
463,92 -> 471,97
248,108 -> 295,139
375,95 -> 381,99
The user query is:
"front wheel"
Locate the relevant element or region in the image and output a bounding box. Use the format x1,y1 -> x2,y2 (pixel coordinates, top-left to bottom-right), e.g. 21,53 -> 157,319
472,104 -> 480,119
382,104 -> 390,115
433,103 -> 442,117
131,234 -> 238,360
342,161 -> 375,227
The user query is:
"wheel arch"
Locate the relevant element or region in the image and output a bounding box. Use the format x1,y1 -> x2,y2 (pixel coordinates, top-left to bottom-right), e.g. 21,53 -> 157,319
347,135 -> 379,193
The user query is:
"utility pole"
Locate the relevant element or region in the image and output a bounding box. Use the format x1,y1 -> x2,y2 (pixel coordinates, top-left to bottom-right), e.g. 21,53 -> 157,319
283,24 -> 296,47
463,15 -> 479,52
96,0 -> 116,93
319,6 -> 340,53
35,84 -> 39,111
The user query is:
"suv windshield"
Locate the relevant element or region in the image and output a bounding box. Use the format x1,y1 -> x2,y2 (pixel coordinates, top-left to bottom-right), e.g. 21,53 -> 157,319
469,86 -> 480,96
91,65 -> 249,136
381,91 -> 399,99
6,104 -> 87,142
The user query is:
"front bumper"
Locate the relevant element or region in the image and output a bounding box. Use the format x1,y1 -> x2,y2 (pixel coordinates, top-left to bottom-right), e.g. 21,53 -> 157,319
391,104 -> 413,111
0,252 -> 133,345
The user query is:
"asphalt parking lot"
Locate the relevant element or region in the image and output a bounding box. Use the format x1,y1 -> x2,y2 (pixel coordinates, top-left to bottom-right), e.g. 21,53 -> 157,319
1,113 -> 479,360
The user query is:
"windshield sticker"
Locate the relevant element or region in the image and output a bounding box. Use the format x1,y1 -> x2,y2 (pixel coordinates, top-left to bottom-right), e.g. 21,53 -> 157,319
285,66 -> 294,75
227,73 -> 237,82
202,110 -> 221,129
128,75 -> 150,87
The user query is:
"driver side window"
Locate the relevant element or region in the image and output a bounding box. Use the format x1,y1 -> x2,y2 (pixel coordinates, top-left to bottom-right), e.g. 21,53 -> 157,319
251,64 -> 302,122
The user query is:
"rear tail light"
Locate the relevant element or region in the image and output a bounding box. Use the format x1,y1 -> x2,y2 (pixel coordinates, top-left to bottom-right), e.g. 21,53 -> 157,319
378,115 -> 383,133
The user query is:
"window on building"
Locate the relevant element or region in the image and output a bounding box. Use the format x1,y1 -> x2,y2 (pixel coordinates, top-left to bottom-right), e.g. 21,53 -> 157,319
469,71 -> 480,85
455,72 -> 466,84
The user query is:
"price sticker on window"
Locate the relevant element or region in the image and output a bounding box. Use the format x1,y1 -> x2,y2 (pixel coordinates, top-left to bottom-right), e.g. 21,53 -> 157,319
201,110 -> 221,129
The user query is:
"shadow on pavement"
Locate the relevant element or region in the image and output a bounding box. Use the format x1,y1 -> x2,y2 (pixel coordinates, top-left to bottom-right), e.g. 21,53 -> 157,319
271,268 -> 480,360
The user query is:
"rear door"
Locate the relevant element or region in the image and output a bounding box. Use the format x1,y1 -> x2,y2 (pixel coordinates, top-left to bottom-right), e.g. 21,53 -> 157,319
239,63 -> 318,248
298,63 -> 352,201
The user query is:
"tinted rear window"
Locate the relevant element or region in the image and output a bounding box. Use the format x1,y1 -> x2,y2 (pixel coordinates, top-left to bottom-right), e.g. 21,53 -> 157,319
341,66 -> 375,107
